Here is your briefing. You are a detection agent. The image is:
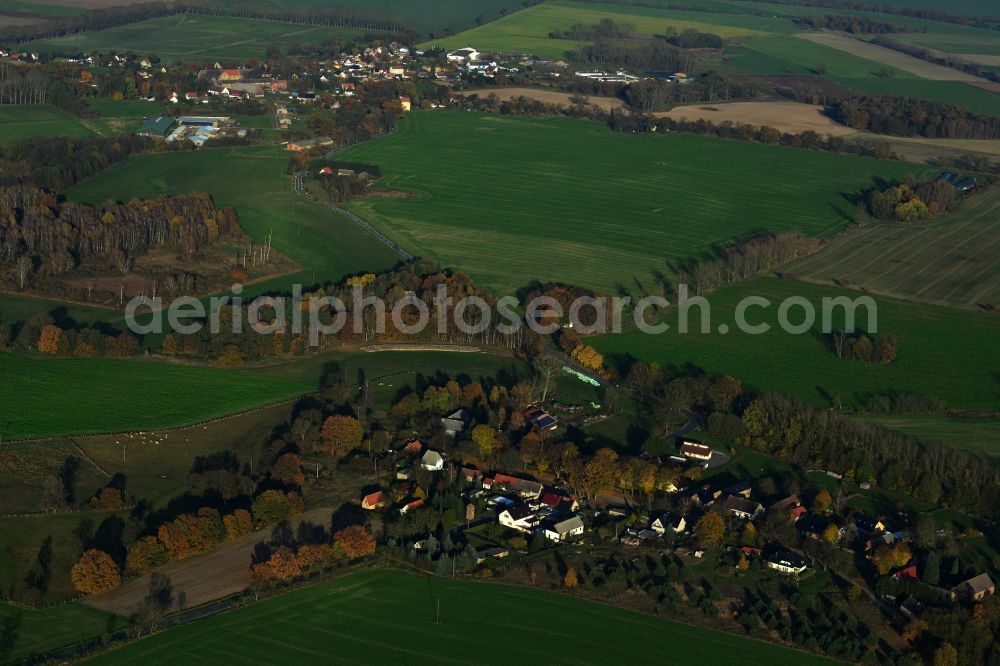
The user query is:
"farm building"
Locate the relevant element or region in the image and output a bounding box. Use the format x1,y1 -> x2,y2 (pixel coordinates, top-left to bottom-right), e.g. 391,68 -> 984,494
361,490 -> 389,510
137,116 -> 174,138
286,136 -> 336,152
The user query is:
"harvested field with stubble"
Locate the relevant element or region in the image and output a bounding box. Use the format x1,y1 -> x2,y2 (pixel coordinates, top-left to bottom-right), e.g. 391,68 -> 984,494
786,186 -> 1000,308
658,101 -> 855,136
462,87 -> 625,111
798,32 -> 989,82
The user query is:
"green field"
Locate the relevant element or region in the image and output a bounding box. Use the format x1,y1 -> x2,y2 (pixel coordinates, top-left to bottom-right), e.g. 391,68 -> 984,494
0,353 -> 314,439
719,35 -> 1000,117
0,104 -> 93,141
337,111 -> 921,295
26,14 -> 365,61
592,276 -> 1000,411
787,186 -> 1000,308
0,348 -> 547,439
85,569 -> 838,665
860,414 -> 1000,458
235,0 -> 529,37
420,0 -> 792,58
0,601 -> 120,662
66,144 -> 400,295
0,0 -> 87,16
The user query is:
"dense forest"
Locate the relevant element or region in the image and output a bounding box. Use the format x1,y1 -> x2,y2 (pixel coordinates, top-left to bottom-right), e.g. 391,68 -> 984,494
827,96 -> 1000,139
792,13 -> 915,33
742,393 -> 1000,520
570,38 -> 694,72
0,185 -> 240,288
0,134 -> 154,191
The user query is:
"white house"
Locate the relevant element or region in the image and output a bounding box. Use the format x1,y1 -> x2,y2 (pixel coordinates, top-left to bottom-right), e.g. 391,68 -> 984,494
651,513 -> 686,535
420,450 -> 444,471
544,516 -> 585,542
766,551 -> 808,575
498,505 -> 537,532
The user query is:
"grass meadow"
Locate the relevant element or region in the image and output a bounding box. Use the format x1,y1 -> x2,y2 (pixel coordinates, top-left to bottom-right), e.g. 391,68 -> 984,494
85,569 -> 839,665
26,14 -> 364,61
787,186 -> 1000,308
0,353 -> 313,439
0,104 -> 93,142
0,601 -> 120,662
66,144 -> 401,295
338,111 -> 922,295
419,0 -> 793,58
718,35 -> 1000,117
591,276 -> 1000,411
860,414 -> 1000,459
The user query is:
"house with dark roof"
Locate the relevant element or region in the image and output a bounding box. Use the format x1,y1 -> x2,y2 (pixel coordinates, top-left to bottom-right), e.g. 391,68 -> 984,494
766,550 -> 808,575
680,440 -> 712,461
724,495 -> 764,521
650,513 -> 686,535
137,115 -> 174,137
498,504 -> 538,532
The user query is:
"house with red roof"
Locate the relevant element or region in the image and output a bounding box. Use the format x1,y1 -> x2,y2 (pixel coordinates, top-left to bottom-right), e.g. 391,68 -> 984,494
218,68 -> 242,82
361,490 -> 389,510
893,564 -> 919,582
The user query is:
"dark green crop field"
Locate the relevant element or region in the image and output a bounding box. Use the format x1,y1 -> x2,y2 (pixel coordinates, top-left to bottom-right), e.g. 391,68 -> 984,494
339,111 -> 922,295
86,569 -> 839,665
592,277 -> 1000,411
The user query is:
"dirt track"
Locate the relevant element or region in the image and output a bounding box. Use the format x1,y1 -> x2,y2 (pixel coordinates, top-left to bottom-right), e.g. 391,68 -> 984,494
84,507 -> 333,617
657,101 -> 855,136
798,32 -> 989,82
462,87 -> 625,111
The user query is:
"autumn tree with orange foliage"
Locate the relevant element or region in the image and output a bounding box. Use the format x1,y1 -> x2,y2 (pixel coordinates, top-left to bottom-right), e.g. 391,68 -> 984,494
71,549 -> 120,595
333,525 -> 376,560
125,536 -> 167,574
38,324 -> 62,355
250,546 -> 301,583
272,453 -> 305,487
223,509 -> 253,541
563,568 -> 578,588
321,415 -> 363,460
